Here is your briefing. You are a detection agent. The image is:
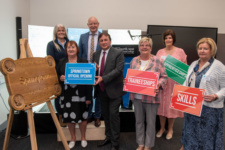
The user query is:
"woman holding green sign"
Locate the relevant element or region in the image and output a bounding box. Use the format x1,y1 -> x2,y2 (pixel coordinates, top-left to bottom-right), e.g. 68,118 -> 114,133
156,29 -> 187,140
180,38 -> 225,150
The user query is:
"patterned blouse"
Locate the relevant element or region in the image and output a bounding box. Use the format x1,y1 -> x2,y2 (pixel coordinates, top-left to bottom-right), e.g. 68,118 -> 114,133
129,55 -> 168,103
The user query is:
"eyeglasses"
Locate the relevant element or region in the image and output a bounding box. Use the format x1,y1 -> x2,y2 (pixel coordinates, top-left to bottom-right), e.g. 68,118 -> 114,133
140,44 -> 151,47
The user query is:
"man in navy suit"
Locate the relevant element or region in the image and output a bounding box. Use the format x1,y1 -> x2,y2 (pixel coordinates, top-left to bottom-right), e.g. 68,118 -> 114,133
93,33 -> 124,150
78,16 -> 102,127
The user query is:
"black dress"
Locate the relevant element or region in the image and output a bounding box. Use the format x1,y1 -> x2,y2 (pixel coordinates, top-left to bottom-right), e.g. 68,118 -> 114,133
57,57 -> 92,123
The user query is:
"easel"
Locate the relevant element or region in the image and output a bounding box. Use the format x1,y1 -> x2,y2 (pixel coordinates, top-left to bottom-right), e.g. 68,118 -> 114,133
1,39 -> 69,150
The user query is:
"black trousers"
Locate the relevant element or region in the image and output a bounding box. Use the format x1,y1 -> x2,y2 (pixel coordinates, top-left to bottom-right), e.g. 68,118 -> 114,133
99,90 -> 122,147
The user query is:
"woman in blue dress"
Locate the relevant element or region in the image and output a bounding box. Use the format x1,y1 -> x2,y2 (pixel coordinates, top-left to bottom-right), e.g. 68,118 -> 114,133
180,38 -> 225,150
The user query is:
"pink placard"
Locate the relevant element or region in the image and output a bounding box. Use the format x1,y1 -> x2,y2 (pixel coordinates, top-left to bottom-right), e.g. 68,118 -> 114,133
170,84 -> 205,116
124,69 -> 159,96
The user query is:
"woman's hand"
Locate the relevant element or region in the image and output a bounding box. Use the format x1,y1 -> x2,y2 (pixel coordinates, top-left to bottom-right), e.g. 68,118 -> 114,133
203,94 -> 218,102
60,75 -> 65,82
86,100 -> 91,105
154,84 -> 161,95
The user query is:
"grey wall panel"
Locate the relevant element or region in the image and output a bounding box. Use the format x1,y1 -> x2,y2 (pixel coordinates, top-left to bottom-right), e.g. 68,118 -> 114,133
217,34 -> 225,65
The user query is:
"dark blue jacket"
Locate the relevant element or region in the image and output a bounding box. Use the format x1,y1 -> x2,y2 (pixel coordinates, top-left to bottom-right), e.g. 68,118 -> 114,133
47,38 -> 69,68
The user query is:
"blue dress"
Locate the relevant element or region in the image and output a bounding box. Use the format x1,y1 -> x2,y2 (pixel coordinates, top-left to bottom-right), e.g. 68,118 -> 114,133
181,58 -> 224,150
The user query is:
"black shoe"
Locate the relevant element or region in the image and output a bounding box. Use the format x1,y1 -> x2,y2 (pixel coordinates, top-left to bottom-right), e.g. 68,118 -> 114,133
111,146 -> 119,150
94,118 -> 101,127
97,138 -> 111,147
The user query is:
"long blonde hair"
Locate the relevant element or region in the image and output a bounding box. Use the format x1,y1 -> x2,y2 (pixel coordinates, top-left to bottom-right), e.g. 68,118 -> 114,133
53,24 -> 68,51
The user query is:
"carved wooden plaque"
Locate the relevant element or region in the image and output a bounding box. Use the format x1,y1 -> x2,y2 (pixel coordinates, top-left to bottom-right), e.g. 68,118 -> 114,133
0,56 -> 61,110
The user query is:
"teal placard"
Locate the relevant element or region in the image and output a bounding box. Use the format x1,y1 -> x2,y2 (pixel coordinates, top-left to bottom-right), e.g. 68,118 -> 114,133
164,55 -> 189,84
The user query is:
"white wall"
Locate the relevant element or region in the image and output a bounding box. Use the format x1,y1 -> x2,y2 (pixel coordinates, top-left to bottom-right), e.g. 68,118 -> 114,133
0,0 -> 29,130
30,0 -> 225,33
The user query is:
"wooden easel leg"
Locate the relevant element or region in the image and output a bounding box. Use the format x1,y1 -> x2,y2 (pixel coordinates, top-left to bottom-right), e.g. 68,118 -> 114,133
27,108 -> 38,150
3,108 -> 14,150
46,101 -> 69,150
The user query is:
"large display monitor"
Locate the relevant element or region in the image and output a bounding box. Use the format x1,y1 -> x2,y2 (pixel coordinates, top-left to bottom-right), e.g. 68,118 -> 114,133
108,29 -> 141,45
28,25 -> 54,57
147,25 -> 218,65
67,28 -> 103,44
28,26 -> 103,58
108,29 -> 141,57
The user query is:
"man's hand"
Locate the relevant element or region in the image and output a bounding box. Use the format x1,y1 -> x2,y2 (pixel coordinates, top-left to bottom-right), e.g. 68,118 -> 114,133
94,62 -> 99,71
95,76 -> 103,85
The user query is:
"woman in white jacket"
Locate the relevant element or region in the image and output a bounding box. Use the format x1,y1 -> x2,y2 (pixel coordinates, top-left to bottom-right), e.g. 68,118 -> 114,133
180,38 -> 225,150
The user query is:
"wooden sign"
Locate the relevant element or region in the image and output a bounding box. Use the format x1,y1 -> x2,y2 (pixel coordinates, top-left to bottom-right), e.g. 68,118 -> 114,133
123,69 -> 159,96
170,84 -> 205,116
0,56 -> 61,110
1,39 -> 69,150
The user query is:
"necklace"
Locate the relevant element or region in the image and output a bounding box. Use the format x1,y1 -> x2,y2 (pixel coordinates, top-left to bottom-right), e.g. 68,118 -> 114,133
138,55 -> 151,71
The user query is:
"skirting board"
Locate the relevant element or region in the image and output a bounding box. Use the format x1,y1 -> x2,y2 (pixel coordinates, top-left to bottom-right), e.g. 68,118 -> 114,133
57,121 -> 105,141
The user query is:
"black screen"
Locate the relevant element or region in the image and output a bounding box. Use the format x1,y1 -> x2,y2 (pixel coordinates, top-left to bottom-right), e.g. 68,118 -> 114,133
147,25 -> 218,65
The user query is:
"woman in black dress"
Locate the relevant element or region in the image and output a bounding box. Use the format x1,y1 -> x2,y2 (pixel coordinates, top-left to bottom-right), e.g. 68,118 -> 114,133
57,41 -> 92,149
47,24 -> 69,122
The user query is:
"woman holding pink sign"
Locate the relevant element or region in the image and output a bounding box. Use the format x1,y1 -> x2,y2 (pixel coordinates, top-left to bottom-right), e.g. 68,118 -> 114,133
156,29 -> 187,140
180,38 -> 225,150
129,37 -> 167,150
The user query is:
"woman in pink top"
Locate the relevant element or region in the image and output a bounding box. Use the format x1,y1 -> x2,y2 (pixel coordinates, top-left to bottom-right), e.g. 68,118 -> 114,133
156,29 -> 187,140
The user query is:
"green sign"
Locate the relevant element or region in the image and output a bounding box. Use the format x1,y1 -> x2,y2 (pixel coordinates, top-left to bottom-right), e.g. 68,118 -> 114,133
164,55 -> 189,84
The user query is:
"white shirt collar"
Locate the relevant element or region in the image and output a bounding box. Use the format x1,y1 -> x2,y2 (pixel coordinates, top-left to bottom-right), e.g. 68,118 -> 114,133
89,31 -> 98,35
101,48 -> 110,54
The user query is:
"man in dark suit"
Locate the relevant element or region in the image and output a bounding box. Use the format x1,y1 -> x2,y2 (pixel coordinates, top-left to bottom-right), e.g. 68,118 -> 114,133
78,16 -> 101,127
93,33 -> 124,150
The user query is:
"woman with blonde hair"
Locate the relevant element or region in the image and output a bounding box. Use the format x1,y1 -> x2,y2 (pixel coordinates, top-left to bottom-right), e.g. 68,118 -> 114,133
47,24 -> 69,125
180,38 -> 225,150
129,37 -> 167,150
47,24 -> 69,67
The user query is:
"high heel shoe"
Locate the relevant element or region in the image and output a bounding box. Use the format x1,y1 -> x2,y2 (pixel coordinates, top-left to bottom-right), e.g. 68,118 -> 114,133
156,129 -> 165,138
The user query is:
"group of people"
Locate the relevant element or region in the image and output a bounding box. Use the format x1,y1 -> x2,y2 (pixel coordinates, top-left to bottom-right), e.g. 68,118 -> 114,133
47,17 -> 123,150
46,16 -> 225,150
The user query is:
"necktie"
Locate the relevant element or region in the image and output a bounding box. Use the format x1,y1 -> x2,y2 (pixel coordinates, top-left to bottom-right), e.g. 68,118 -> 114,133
100,51 -> 106,92
90,33 -> 95,62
